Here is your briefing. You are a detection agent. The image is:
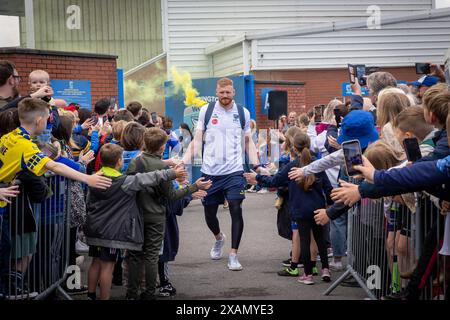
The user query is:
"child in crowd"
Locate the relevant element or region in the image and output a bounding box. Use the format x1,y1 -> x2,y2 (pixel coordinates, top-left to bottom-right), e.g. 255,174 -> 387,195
0,98 -> 112,298
376,87 -> 410,160
126,128 -> 212,300
27,70 -> 60,145
157,177 -> 207,297
246,131 -> 333,284
85,143 -> 186,300
111,120 -> 127,145
120,122 -> 145,173
52,112 -> 96,294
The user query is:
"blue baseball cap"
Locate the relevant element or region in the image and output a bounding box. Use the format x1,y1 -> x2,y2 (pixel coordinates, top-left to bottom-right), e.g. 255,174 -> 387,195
337,110 -> 379,149
409,75 -> 440,87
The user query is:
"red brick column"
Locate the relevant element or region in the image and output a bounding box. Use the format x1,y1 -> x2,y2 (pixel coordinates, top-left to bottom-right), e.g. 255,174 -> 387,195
0,48 -> 118,109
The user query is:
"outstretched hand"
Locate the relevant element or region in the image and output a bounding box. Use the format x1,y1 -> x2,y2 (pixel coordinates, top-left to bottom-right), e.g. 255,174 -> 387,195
243,171 -> 257,185
195,177 -> 212,190
327,136 -> 341,150
192,190 -> 208,200
288,167 -> 304,181
0,185 -> 20,203
87,172 -> 112,189
331,180 -> 361,206
353,155 -> 376,183
173,163 -> 187,180
314,209 -> 329,226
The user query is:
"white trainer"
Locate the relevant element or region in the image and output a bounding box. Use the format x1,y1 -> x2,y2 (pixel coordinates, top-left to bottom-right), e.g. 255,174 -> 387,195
227,253 -> 243,271
329,260 -> 344,271
210,233 -> 226,260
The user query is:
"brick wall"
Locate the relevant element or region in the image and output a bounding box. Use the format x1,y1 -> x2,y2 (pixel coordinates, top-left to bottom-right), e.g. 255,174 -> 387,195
253,66 -> 419,111
0,48 -> 118,109
254,82 -> 306,129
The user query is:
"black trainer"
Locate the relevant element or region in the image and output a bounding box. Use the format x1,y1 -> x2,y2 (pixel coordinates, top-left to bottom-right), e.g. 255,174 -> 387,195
382,290 -> 411,300
282,258 -> 291,267
5,283 -> 38,300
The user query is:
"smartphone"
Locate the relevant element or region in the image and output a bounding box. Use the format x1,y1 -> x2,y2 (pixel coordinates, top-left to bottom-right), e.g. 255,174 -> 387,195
91,114 -> 99,125
403,137 -> 422,162
314,105 -> 322,123
342,139 -> 363,177
415,63 -> 431,75
98,115 -> 108,127
109,97 -> 116,109
348,64 -> 366,86
348,64 -> 356,84
151,112 -> 158,123
355,65 -> 366,86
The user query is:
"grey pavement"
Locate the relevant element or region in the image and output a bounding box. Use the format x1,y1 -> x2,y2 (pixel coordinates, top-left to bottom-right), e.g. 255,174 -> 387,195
79,192 -> 367,300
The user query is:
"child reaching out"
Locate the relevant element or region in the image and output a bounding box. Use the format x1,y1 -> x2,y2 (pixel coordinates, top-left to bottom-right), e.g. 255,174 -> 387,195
245,131 -> 334,285
85,143 -> 187,300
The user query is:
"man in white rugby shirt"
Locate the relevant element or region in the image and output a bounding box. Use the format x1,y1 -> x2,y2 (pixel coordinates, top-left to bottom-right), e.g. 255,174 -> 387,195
182,78 -> 259,271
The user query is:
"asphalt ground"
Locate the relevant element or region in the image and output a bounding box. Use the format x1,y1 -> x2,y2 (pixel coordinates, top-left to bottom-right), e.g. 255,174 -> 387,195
77,192 -> 367,300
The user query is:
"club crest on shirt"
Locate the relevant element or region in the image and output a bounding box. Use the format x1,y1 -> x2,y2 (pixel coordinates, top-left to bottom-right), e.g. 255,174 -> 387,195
233,114 -> 240,123
212,118 -> 219,125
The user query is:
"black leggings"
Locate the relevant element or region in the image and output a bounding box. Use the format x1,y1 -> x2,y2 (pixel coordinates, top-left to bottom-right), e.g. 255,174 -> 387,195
298,218 -> 329,275
204,200 -> 244,250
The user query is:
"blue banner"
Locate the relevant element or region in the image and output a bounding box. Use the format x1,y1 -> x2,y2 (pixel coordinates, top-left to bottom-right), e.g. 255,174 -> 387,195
117,69 -> 125,109
342,81 -> 408,97
341,83 -> 369,97
50,80 -> 92,109
260,88 -> 273,115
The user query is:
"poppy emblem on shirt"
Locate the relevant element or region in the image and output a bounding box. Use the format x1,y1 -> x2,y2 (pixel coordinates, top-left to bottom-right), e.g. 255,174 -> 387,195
212,119 -> 219,125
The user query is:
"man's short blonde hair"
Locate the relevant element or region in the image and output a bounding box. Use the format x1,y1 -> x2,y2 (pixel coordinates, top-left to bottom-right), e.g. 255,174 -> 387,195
217,78 -> 233,88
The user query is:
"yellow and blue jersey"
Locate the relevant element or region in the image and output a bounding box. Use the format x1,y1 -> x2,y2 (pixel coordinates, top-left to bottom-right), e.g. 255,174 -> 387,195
0,127 -> 51,207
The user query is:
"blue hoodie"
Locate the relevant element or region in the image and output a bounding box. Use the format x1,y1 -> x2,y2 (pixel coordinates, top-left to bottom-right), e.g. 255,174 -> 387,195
368,156 -> 450,201
122,150 -> 141,173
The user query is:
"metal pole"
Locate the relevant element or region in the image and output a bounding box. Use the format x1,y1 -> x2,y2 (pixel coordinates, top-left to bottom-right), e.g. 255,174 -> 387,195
24,0 -> 35,49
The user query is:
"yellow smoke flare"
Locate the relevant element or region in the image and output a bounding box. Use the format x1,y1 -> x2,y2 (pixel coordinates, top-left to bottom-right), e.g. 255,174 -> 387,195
124,59 -> 166,108
171,67 -> 208,108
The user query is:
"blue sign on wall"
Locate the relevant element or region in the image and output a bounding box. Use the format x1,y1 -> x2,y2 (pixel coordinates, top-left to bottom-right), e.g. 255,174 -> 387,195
260,88 -> 273,115
342,81 -> 408,97
341,83 -> 369,97
50,80 -> 92,109
164,75 -> 255,131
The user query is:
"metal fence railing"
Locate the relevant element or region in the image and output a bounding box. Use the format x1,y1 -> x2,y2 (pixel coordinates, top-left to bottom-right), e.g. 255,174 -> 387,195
324,192 -> 449,300
0,174 -> 72,300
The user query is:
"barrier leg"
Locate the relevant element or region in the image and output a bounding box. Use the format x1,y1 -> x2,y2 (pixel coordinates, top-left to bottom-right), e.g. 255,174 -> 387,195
323,267 -> 351,296
56,283 -> 73,300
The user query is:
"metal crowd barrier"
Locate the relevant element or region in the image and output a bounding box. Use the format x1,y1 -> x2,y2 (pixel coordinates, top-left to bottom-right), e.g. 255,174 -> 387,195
0,174 -> 72,300
324,191 -> 448,300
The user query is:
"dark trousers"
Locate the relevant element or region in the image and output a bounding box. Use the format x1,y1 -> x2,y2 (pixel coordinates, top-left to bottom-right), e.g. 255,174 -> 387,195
406,215 -> 445,299
127,217 -> 165,299
297,218 -> 329,275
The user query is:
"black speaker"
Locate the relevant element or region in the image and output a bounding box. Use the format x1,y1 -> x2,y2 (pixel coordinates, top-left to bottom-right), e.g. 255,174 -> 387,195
267,90 -> 288,121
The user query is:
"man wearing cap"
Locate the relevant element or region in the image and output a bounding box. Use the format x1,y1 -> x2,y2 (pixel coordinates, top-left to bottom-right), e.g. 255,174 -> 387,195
410,75 -> 440,102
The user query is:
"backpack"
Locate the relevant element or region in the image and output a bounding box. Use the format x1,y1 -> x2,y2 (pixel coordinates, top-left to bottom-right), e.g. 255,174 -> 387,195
203,102 -> 246,132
